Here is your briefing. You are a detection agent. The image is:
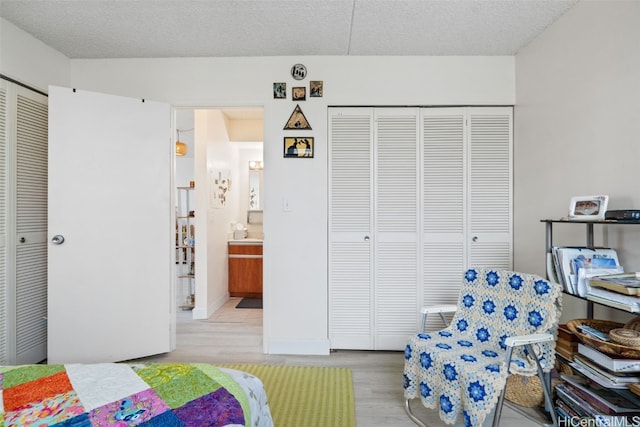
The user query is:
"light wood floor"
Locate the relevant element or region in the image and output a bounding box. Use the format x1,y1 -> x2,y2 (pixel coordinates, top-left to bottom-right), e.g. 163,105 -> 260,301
135,298 -> 549,427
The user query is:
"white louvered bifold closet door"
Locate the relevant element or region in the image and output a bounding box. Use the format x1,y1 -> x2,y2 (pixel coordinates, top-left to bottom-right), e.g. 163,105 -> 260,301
0,81 -> 8,364
374,109 -> 419,350
15,86 -> 48,364
467,107 -> 513,269
328,108 -> 374,349
420,108 -> 467,331
329,107 -> 512,350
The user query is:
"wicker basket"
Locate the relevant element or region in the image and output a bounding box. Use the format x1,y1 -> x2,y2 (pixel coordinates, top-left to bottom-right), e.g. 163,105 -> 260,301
610,328 -> 640,347
505,375 -> 560,408
566,319 -> 640,359
625,316 -> 640,332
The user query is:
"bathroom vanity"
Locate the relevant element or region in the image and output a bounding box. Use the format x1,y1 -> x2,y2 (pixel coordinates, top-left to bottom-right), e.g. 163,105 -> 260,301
228,239 -> 263,298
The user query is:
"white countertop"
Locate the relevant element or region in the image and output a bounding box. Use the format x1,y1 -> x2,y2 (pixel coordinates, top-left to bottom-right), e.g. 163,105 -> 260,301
228,238 -> 263,244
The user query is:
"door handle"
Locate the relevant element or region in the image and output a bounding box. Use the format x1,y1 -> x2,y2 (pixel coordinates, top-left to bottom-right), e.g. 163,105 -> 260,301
51,235 -> 65,245
19,237 -> 26,243
364,236 -> 370,241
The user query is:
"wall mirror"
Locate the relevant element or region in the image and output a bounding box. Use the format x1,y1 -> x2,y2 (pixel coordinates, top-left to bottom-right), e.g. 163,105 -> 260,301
248,160 -> 263,211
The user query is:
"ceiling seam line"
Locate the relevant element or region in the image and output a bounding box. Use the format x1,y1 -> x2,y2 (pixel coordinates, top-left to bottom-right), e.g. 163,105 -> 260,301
347,0 -> 356,55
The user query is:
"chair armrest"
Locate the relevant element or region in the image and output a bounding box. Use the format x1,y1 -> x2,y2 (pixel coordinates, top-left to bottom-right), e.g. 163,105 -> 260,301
420,305 -> 457,315
504,333 -> 554,347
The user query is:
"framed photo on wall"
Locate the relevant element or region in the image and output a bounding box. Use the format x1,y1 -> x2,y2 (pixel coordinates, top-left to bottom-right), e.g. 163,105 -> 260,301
568,195 -> 609,220
283,137 -> 314,158
273,82 -> 286,99
310,81 -> 323,97
292,87 -> 306,101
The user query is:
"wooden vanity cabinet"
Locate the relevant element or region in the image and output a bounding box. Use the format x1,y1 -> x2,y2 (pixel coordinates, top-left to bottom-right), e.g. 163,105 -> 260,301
228,242 -> 263,298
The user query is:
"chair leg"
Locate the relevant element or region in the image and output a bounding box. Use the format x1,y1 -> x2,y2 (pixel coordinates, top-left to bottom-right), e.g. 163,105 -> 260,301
526,344 -> 558,427
438,312 -> 448,326
404,398 -> 428,427
492,346 -> 514,427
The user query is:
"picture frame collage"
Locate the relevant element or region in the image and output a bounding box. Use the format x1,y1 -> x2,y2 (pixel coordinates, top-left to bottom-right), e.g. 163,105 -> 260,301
273,64 -> 321,158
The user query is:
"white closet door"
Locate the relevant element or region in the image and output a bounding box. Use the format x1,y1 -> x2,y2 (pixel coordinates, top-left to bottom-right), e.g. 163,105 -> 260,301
15,86 -> 49,364
328,108 -> 374,349
0,81 -> 49,365
374,108 -> 419,350
420,108 -> 467,331
0,81 -> 8,364
328,106 -> 513,350
0,80 -> 48,364
467,107 -> 513,269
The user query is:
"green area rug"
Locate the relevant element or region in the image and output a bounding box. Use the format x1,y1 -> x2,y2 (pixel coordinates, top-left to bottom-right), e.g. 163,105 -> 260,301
221,364 -> 356,427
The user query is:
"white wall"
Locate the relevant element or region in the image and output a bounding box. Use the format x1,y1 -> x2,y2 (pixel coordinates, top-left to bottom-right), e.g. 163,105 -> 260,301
193,109 -> 238,319
0,18 -> 70,92
514,0 -> 640,323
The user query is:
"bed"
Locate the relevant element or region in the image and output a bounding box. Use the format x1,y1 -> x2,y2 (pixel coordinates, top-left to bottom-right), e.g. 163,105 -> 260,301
0,362 -> 274,427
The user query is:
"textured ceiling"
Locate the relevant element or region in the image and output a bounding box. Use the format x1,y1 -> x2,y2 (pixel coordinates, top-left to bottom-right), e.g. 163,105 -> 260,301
0,0 -> 578,59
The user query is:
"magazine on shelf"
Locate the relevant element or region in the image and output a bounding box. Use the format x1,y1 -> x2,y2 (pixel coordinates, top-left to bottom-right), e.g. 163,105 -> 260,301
573,354 -> 640,383
578,343 -> 640,373
555,399 -> 581,419
561,373 -> 640,414
551,246 -> 621,295
588,272 -> 640,295
587,288 -> 640,313
570,355 -> 638,388
546,252 -> 561,284
555,383 -> 601,417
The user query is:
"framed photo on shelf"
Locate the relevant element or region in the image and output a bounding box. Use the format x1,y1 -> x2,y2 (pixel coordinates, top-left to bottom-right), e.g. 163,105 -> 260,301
568,195 -> 609,220
283,137 -> 314,158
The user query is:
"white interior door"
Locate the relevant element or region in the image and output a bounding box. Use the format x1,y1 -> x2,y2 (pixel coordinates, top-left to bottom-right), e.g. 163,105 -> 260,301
47,86 -> 174,363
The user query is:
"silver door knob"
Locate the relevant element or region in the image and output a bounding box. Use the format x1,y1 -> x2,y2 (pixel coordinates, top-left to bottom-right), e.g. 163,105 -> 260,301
364,236 -> 370,241
51,235 -> 65,245
472,236 -> 478,242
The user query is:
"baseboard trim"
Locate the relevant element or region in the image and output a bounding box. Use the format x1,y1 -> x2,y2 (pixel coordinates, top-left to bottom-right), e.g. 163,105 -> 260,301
192,293 -> 229,320
267,339 -> 330,355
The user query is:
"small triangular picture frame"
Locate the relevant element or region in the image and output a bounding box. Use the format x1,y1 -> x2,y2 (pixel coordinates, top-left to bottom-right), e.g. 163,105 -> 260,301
283,104 -> 312,130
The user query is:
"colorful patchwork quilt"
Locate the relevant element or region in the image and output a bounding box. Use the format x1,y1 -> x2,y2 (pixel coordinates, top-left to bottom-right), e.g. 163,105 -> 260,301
0,362 -> 274,427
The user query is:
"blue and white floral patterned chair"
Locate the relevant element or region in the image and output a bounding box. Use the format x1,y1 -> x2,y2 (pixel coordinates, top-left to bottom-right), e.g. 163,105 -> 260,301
403,268 -> 562,427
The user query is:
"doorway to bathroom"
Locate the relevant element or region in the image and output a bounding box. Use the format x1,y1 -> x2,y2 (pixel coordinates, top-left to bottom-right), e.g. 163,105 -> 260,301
174,106 -> 264,344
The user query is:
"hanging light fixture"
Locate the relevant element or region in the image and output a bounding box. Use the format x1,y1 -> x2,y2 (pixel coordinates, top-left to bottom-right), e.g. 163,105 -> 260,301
175,129 -> 187,156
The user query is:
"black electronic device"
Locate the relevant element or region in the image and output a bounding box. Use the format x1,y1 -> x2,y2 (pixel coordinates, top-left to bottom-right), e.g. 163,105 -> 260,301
605,210 -> 640,221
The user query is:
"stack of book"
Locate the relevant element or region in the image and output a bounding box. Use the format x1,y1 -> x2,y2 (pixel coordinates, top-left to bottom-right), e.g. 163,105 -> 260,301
556,343 -> 640,421
556,324 -> 580,361
586,273 -> 640,313
588,272 -> 640,295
